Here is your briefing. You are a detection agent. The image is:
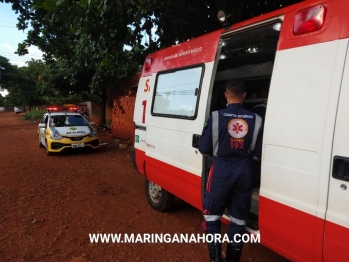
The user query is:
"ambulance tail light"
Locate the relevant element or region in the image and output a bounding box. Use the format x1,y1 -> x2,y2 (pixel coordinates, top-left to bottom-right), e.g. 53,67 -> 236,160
144,57 -> 152,72
293,5 -> 326,35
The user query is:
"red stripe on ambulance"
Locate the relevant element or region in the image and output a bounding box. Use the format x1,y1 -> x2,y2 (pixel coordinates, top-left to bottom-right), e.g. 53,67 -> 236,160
132,0 -> 349,260
145,154 -> 202,211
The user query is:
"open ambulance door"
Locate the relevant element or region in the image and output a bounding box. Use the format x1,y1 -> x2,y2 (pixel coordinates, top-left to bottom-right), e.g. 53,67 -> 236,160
136,31 -> 223,211
203,19 -> 282,233
324,40 -> 349,261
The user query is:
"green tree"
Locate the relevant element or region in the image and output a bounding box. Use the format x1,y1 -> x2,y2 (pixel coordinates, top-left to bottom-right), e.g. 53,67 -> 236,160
38,59 -> 95,105
1,0 -> 302,122
0,94 -> 5,107
0,56 -> 19,91
129,0 -> 302,50
1,58 -> 46,109
2,0 -> 141,124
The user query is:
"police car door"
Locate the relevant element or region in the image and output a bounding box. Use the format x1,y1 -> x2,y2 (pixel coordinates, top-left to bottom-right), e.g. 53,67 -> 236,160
324,41 -> 349,261
39,114 -> 49,145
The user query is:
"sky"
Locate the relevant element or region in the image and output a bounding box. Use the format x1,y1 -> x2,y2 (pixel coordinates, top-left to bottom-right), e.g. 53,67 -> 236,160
0,3 -> 44,67
0,2 -> 44,96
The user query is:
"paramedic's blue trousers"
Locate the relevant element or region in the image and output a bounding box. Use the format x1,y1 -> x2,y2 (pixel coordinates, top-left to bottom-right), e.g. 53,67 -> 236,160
202,158 -> 253,241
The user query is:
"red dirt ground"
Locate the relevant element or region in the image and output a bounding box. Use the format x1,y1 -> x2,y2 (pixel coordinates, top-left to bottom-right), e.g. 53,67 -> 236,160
0,113 -> 289,262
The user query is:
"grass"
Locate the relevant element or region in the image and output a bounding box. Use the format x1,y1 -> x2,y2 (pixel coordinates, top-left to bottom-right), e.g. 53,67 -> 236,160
24,110 -> 46,121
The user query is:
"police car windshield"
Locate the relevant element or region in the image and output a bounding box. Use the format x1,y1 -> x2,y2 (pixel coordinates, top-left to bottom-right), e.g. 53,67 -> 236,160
50,115 -> 88,127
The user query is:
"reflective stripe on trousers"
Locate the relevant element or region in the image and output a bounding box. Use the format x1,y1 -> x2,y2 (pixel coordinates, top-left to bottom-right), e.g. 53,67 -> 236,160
204,215 -> 222,221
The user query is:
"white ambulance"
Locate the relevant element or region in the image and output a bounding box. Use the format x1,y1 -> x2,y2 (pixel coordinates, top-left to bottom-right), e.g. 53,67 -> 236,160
130,0 -> 349,261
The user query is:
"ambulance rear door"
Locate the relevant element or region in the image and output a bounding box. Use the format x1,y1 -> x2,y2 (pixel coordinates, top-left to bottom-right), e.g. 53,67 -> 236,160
143,31 -> 222,210
324,40 -> 349,261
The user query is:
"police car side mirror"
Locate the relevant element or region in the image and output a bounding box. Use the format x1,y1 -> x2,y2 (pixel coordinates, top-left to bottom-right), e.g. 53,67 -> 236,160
38,123 -> 46,128
89,122 -> 96,126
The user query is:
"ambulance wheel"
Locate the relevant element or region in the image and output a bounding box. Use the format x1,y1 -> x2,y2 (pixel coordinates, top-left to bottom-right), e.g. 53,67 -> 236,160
38,135 -> 44,148
45,139 -> 52,156
145,179 -> 175,212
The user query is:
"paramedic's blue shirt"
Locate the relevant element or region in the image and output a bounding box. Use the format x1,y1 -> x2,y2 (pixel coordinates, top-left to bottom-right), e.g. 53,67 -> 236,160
198,103 -> 263,159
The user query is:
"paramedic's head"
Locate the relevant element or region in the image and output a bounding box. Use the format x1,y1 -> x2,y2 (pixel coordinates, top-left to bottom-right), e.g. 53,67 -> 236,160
225,79 -> 246,103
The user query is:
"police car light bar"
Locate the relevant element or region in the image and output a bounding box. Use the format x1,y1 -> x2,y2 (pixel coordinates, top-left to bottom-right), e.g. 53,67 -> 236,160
46,107 -> 59,111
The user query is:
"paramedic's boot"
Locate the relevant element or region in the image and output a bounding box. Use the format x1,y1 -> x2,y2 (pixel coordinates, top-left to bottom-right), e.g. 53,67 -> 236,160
226,242 -> 242,262
207,242 -> 223,262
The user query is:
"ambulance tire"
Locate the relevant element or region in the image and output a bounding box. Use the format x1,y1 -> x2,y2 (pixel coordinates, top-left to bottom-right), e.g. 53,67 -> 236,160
145,179 -> 175,212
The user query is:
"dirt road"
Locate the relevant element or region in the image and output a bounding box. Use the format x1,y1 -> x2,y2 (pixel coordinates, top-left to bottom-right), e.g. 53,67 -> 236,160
0,113 -> 288,262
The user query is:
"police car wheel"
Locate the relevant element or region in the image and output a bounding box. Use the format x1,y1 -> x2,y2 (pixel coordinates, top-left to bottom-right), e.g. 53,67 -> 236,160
145,179 -> 175,212
38,135 -> 44,148
45,140 -> 52,156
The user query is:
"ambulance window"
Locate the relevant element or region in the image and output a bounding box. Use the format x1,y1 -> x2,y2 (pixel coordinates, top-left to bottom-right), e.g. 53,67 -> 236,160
152,66 -> 203,119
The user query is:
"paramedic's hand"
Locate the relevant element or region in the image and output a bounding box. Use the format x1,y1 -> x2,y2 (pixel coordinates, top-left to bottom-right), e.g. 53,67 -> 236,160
252,155 -> 260,161
200,153 -> 211,157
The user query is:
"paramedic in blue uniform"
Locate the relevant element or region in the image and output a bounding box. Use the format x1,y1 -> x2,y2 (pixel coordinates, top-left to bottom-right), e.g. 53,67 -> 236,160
198,79 -> 263,262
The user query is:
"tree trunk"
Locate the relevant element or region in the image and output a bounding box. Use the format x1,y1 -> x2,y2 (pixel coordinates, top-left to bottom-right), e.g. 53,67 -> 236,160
99,88 -> 107,125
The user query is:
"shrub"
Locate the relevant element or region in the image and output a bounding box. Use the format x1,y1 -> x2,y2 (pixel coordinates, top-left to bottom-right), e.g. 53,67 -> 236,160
24,110 -> 46,121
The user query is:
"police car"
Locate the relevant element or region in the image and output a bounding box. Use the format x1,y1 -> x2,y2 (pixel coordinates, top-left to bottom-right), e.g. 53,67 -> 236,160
38,107 -> 99,155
